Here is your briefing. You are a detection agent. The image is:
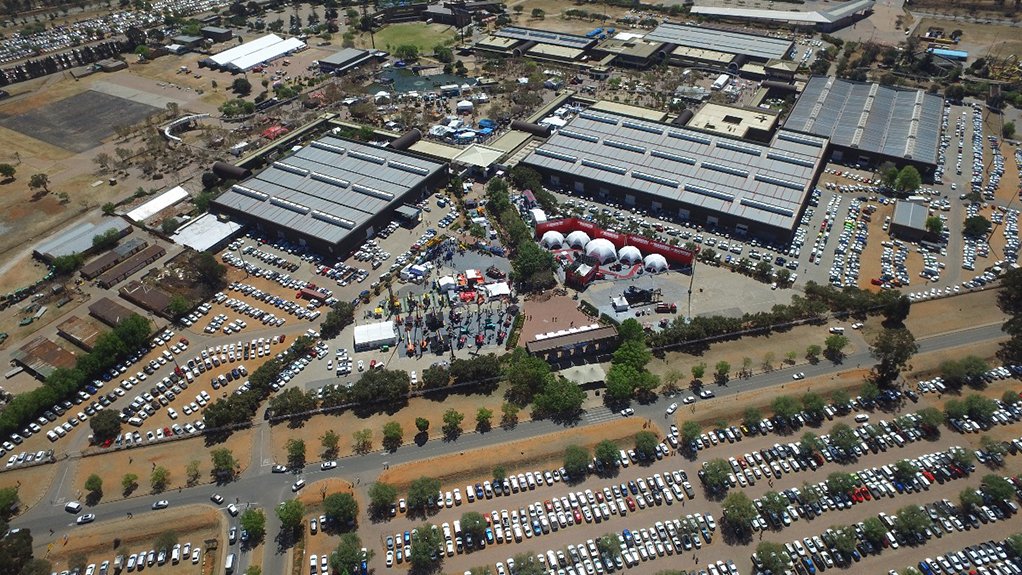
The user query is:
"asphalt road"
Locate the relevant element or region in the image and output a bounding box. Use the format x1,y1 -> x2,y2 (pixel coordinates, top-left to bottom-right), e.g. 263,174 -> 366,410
11,320 -> 1008,574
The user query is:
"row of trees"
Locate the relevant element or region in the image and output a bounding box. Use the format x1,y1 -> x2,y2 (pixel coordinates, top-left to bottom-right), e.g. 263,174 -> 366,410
0,314 -> 151,435
503,348 -> 585,420
485,177 -> 556,292
202,337 -> 316,429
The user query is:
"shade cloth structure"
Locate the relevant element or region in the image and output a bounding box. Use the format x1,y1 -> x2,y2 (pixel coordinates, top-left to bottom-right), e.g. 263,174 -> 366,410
643,253 -> 668,272
584,238 -> 617,264
617,245 -> 642,265
437,276 -> 457,291
456,100 -> 473,111
540,230 -> 564,249
565,230 -> 591,249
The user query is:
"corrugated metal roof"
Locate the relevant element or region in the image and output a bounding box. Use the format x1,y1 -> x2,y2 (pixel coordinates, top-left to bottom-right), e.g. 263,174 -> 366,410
521,110 -> 827,231
319,48 -> 371,67
785,76 -> 942,167
212,136 -> 444,246
33,218 -> 131,260
494,26 -> 595,49
892,200 -> 929,230
645,22 -> 793,60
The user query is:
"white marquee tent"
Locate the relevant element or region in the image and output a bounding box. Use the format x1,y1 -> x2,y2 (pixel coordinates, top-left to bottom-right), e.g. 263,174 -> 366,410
643,253 -> 668,272
565,231 -> 591,249
585,238 -> 617,264
618,245 -> 642,265
353,321 -> 397,351
540,230 -> 564,249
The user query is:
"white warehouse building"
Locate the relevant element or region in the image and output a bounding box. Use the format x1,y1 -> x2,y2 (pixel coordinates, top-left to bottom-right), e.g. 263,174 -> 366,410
353,321 -> 398,352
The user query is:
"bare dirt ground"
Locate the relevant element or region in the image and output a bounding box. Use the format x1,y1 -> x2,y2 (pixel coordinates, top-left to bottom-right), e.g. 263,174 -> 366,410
376,418 -> 648,491
915,17 -> 1022,56
71,429 -> 255,505
3,461 -> 59,511
42,505 -> 223,574
520,292 -> 592,344
902,286 -> 1005,334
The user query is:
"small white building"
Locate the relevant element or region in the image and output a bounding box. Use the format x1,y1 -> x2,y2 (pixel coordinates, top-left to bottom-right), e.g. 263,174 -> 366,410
353,321 -> 398,351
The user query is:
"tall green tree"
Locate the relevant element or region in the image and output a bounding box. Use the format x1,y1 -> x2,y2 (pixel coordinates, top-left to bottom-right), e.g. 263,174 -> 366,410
322,492 -> 356,526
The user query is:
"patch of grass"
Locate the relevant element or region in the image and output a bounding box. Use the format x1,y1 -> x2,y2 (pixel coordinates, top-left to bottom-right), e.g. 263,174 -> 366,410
369,22 -> 456,54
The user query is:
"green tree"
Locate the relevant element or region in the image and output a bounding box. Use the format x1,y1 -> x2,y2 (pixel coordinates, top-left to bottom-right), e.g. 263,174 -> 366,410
831,525 -> 859,554
415,417 -> 430,434
409,523 -> 442,569
825,334 -> 850,358
84,474 -> 103,497
322,492 -> 358,527
925,215 -> 943,234
982,474 -> 1015,500
433,44 -> 453,62
800,432 -> 824,455
617,318 -> 645,342
806,344 -> 822,361
505,348 -> 550,402
407,476 -> 441,511
605,363 -> 638,401
702,458 -> 731,492
563,444 -> 590,478
915,407 -> 944,435
714,360 -> 730,383
1005,533 -> 1022,557
871,328 -> 918,382
210,448 -> 238,479
52,253 -> 85,276
826,471 -> 855,495
161,217 -> 181,234
940,355 -> 989,387
829,423 -> 858,453
532,377 -> 585,418
28,173 -> 49,193
382,421 -> 403,451
1004,390 -> 1021,405
895,165 -> 921,192
231,77 -> 252,95
319,301 -> 355,339
771,395 -> 800,420
476,407 -> 493,431
594,440 -> 619,468
352,428 -> 372,454
893,459 -> 918,483
531,7 -> 544,18
368,482 -> 397,516
742,407 -> 762,429
893,505 -> 930,538
240,508 -> 266,542
321,430 -> 340,458
861,516 -> 888,544
122,473 -> 138,496
442,408 -> 464,439
150,466 -> 169,492
634,431 -> 658,461
801,392 -> 825,419
691,362 -> 706,381
760,491 -> 788,517
1004,121 -> 1016,139
0,163 -> 15,179
276,499 -> 305,532
395,44 -> 419,60
964,215 -> 992,237
285,438 -> 306,469
880,161 -> 899,188
460,511 -> 487,540
612,340 -> 652,371
721,491 -> 757,532
501,402 -> 519,428
89,410 -> 121,442
960,486 -> 983,513
186,460 -> 201,486
329,533 -> 367,575
755,541 -> 790,574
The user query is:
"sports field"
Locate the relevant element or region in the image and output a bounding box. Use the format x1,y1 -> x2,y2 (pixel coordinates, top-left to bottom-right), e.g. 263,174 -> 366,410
360,22 -> 457,54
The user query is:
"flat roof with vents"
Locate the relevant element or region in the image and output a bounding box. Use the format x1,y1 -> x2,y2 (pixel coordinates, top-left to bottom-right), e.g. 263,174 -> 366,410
645,22 -> 794,61
211,135 -> 445,247
784,76 -> 943,168
521,109 -> 827,232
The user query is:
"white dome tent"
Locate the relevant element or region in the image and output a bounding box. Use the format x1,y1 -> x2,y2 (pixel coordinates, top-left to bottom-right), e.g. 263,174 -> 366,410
565,231 -> 591,249
643,253 -> 669,272
618,245 -> 642,265
584,238 -> 617,264
540,230 -> 564,249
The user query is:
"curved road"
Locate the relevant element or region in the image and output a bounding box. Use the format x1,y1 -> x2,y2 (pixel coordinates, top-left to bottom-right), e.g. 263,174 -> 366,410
11,321 -> 1008,574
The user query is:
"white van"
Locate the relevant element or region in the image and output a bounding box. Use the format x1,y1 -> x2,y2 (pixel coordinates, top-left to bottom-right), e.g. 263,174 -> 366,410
171,545 -> 180,564
224,553 -> 236,574
64,501 -> 83,513
829,327 -> 845,334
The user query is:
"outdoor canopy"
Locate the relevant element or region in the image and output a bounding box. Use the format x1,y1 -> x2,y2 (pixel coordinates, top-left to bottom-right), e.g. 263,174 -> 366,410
565,230 -> 591,249
584,238 -> 617,264
540,230 -> 564,249
643,253 -> 668,272
617,245 -> 642,265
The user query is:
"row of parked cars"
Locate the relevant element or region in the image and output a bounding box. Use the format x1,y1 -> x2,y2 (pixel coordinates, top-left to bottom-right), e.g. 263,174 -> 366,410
225,281 -> 330,323
911,538 -> 1021,575
239,244 -> 302,272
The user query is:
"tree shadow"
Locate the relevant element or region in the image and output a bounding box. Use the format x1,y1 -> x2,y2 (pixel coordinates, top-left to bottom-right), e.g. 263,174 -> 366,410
414,431 -> 429,446
85,491 -> 102,507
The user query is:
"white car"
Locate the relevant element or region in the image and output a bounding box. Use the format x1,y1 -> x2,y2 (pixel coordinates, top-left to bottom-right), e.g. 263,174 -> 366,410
410,371 -> 417,385
320,461 -> 337,470
682,396 -> 696,404
620,408 -> 635,416
666,403 -> 678,415
357,360 -> 365,372
792,372 -> 806,380
152,500 -> 169,509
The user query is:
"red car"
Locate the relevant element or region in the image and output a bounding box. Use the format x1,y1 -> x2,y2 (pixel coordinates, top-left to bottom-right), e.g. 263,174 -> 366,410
625,497 -> 636,512
573,509 -> 583,524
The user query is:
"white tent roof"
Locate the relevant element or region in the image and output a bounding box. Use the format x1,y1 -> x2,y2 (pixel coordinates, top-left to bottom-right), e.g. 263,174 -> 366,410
353,321 -> 397,347
585,238 -> 617,264
540,230 -> 564,248
210,34 -> 283,66
484,282 -> 511,299
565,230 -> 590,248
126,185 -> 190,223
228,36 -> 305,71
643,253 -> 668,272
617,245 -> 642,264
437,275 -> 457,289
456,100 -> 473,108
